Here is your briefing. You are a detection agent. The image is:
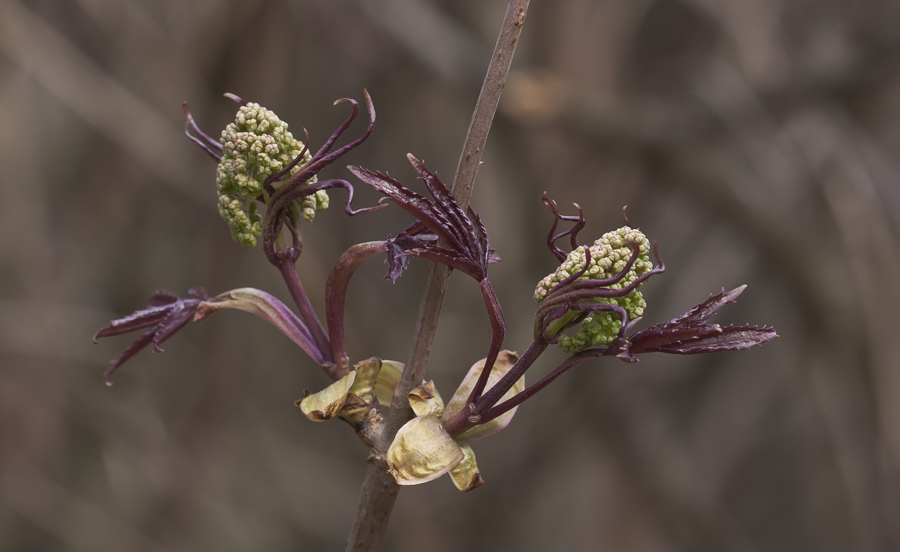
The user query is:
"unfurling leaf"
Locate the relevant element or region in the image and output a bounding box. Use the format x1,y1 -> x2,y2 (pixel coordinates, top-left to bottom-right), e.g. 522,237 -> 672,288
94,288 -> 206,384
195,287 -> 326,365
638,324 -> 778,354
627,285 -> 777,356
348,154 -> 498,283
386,415 -> 464,485
442,350 -> 523,443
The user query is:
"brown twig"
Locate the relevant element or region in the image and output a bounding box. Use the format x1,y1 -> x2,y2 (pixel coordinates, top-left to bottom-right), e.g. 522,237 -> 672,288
343,1 -> 530,550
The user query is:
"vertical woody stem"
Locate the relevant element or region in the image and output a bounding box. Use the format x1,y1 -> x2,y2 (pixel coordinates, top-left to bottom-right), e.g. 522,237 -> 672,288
344,2 -> 531,550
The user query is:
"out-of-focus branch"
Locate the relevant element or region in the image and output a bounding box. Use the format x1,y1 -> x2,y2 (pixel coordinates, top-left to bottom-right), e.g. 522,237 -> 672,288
351,0 -> 486,86
0,0 -> 204,203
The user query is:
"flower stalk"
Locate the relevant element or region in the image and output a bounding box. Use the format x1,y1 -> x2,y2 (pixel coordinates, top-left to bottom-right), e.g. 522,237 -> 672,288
276,259 -> 338,375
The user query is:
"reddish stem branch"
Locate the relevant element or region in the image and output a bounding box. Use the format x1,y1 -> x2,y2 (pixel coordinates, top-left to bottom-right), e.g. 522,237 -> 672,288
467,279 -> 506,408
276,261 -> 341,379
325,241 -> 388,374
443,338 -> 548,437
479,348 -> 604,425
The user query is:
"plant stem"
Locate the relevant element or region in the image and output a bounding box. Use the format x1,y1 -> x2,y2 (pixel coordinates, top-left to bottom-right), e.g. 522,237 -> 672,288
326,241 -> 389,373
443,338 -> 548,437
467,279 -> 506,407
344,1 -> 530,550
276,260 -> 340,378
478,348 -> 604,425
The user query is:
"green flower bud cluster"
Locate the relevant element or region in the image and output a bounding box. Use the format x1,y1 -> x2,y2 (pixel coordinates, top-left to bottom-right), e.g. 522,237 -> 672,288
215,102 -> 328,247
534,226 -> 653,353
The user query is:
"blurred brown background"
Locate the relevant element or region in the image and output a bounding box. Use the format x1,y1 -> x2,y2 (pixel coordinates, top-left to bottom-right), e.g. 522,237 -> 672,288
2,0 -> 900,550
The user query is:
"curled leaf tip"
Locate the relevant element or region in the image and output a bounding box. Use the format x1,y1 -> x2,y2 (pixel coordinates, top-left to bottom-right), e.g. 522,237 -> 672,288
621,205 -> 631,227
542,193 -> 587,262
223,92 -> 245,105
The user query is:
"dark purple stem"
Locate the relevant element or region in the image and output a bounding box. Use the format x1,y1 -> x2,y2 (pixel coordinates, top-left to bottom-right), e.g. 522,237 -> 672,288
276,261 -> 340,378
467,279 -> 506,409
325,241 -> 388,373
541,301 -> 629,341
478,348 -> 606,424
444,338 -> 548,437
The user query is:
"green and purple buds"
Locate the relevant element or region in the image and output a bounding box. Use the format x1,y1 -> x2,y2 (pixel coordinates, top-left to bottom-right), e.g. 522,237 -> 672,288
535,226 -> 654,352
214,99 -> 325,246
184,92 -> 379,253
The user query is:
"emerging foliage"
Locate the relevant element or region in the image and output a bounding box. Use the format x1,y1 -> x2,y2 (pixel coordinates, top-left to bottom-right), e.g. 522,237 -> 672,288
624,285 -> 777,358
98,92 -> 777,503
348,154 -> 499,284
93,288 -> 206,384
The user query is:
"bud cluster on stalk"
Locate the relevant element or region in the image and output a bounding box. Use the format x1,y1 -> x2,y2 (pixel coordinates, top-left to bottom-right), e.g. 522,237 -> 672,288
215,101 -> 328,246
96,91 -> 778,497
535,226 -> 653,352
